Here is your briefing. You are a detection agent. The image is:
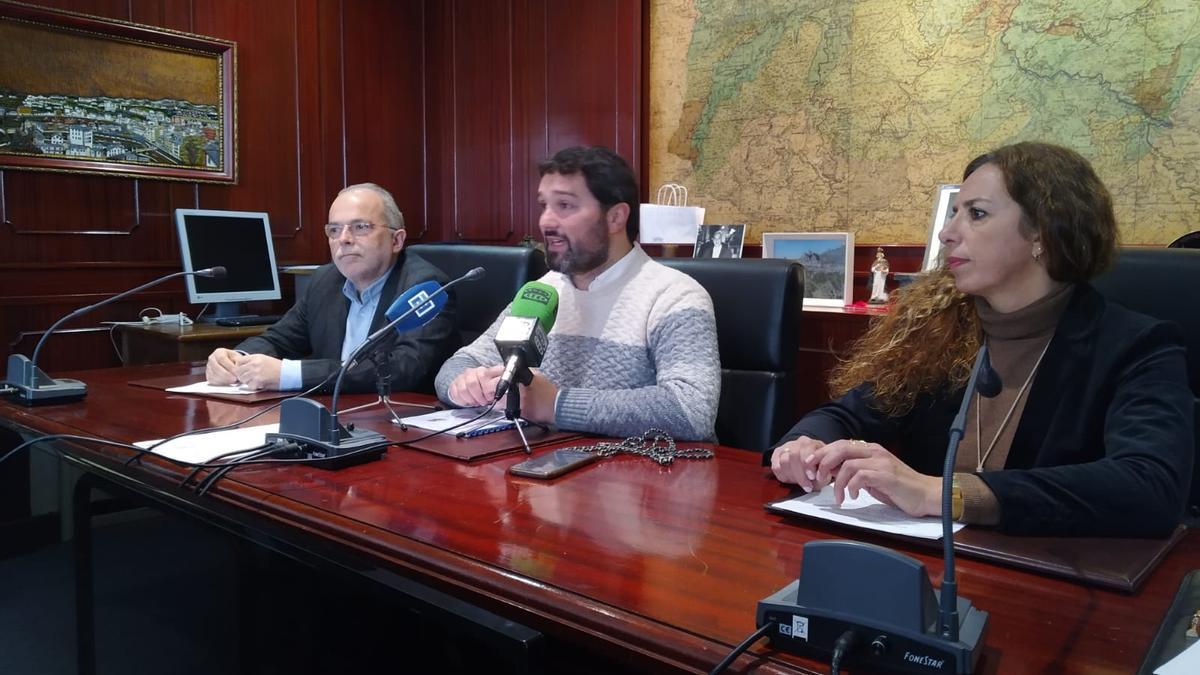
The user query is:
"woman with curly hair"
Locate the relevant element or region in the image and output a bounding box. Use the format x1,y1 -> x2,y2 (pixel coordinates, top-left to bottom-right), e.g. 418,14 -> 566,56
769,142 -> 1193,537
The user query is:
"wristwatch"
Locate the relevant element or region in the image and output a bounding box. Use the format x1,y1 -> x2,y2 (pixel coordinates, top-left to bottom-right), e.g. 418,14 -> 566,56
951,478 -> 964,521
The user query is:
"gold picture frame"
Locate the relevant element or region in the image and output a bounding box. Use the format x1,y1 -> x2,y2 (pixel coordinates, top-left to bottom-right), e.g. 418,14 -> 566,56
0,1 -> 236,183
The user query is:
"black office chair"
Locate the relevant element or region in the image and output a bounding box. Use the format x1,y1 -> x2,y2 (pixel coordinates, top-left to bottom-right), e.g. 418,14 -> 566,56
1169,231 -> 1200,249
1092,247 -> 1200,521
405,243 -> 548,344
658,258 -> 805,451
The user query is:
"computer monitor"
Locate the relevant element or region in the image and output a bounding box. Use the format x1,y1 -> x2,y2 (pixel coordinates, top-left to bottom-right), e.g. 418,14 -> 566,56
175,208 -> 282,321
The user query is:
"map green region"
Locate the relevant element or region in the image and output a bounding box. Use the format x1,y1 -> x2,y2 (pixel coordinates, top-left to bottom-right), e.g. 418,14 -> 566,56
649,0 -> 1200,244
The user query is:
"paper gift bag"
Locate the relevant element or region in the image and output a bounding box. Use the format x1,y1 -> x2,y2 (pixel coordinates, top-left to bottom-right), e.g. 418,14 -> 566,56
639,183 -> 704,244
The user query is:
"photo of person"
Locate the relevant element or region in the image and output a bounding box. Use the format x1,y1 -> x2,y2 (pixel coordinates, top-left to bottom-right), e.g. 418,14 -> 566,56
693,224 -> 746,259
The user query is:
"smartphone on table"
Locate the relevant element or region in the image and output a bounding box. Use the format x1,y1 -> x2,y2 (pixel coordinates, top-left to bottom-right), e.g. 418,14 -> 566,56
509,448 -> 600,479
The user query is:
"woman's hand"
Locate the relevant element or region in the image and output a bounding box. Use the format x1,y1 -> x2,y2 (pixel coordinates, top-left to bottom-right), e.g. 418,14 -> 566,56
769,436 -> 826,491
808,440 -> 943,517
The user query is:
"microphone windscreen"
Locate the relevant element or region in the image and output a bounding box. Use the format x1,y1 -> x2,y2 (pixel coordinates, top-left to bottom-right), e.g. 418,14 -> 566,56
209,266 -> 228,279
975,349 -> 1003,398
385,280 -> 448,332
465,266 -> 486,281
508,281 -> 558,333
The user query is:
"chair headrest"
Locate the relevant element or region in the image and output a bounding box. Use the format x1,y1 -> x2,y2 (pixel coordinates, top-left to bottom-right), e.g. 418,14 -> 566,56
1091,248 -> 1200,396
657,258 -> 804,372
406,244 -> 548,336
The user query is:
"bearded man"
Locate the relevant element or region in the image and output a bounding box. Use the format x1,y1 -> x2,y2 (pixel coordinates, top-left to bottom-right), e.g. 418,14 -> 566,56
435,146 -> 720,441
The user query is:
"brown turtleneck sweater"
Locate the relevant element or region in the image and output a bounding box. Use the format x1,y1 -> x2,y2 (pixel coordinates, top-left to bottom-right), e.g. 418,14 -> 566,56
953,283 -> 1074,525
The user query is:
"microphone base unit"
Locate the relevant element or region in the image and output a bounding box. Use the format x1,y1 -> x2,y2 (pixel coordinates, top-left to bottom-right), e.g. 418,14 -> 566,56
3,354 -> 87,406
265,397 -> 389,469
756,541 -> 987,674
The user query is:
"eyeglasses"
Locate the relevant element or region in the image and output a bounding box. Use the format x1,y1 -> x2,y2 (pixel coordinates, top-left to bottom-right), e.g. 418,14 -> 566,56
324,220 -> 393,238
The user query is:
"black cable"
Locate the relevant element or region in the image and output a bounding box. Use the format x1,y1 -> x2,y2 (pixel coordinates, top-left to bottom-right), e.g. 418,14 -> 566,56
194,446 -> 288,496
189,445 -> 284,492
0,434 -> 145,468
180,445 -> 277,488
0,431 -> 387,502
830,629 -> 859,675
185,440 -> 395,471
0,432 -> 288,476
708,622 -> 775,675
124,368 -> 343,467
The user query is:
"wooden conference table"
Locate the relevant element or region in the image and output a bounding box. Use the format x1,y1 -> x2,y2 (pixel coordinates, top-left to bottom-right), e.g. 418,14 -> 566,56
1,362 -> 1196,674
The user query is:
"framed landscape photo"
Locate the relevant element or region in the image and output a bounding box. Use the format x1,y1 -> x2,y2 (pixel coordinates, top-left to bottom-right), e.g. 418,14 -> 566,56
0,1 -> 237,183
692,224 -> 746,259
763,232 -> 854,308
922,184 -> 960,271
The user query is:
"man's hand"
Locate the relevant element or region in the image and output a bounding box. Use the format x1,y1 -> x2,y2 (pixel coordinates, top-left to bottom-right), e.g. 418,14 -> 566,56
517,369 -> 558,425
447,364 -> 505,407
206,348 -> 243,385
232,354 -> 283,391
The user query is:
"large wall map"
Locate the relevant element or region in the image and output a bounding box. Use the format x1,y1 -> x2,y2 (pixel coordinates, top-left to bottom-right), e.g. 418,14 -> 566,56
649,0 -> 1200,244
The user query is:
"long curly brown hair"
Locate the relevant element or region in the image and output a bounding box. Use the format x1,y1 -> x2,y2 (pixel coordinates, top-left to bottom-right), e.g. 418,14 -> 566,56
829,270 -> 979,416
828,142 -> 1118,415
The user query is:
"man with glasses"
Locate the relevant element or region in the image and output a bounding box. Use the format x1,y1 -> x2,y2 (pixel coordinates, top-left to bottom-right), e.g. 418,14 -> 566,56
204,183 -> 459,392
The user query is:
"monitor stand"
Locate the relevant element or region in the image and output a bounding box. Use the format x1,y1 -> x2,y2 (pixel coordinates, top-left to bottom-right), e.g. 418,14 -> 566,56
199,301 -> 253,324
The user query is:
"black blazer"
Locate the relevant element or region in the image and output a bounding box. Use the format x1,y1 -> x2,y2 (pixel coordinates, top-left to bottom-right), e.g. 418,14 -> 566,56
773,284 -> 1194,538
237,250 -> 460,393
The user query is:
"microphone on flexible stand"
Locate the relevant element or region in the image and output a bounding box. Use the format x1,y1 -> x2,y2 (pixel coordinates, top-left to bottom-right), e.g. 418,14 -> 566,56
338,278 -> 455,420
265,267 -> 485,468
3,266 -> 227,406
489,282 -> 558,453
756,344 -> 999,673
492,281 -> 559,401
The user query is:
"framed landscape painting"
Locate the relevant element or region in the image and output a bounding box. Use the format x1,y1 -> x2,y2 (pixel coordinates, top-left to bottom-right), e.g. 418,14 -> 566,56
763,232 -> 854,308
0,1 -> 237,183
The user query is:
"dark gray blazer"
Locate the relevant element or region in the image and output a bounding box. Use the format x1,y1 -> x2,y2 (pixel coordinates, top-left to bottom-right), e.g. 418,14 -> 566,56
237,250 -> 460,393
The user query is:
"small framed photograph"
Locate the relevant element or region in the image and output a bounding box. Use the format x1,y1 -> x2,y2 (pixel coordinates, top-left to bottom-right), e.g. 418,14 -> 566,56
922,184 -> 960,271
762,232 -> 854,308
692,224 -> 746,259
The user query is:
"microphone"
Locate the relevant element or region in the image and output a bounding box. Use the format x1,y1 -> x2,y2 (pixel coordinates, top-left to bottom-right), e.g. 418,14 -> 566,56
974,347 -> 1002,399
265,266 -> 484,468
755,346 -> 994,673
3,267 -> 227,406
381,280 -> 450,334
342,278 -> 453,377
196,266 -> 227,279
493,281 -> 559,400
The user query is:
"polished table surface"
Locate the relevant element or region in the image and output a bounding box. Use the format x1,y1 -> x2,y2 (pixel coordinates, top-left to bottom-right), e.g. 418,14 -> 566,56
2,362 -> 1196,674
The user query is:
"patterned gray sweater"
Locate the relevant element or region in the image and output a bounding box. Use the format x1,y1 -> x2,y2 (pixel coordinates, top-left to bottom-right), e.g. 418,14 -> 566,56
434,246 -> 720,441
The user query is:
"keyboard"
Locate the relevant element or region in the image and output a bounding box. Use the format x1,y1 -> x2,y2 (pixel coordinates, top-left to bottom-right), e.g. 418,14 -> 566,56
214,315 -> 281,327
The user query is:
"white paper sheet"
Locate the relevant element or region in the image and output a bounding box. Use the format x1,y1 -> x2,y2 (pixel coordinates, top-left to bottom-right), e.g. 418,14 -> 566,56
135,423 -> 280,464
400,408 -> 519,436
770,485 -> 966,540
166,381 -> 259,396
1155,639 -> 1200,675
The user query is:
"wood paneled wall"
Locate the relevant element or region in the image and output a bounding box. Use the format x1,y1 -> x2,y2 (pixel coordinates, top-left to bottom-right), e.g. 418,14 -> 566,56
1,0 -> 642,373
425,0 -> 642,243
